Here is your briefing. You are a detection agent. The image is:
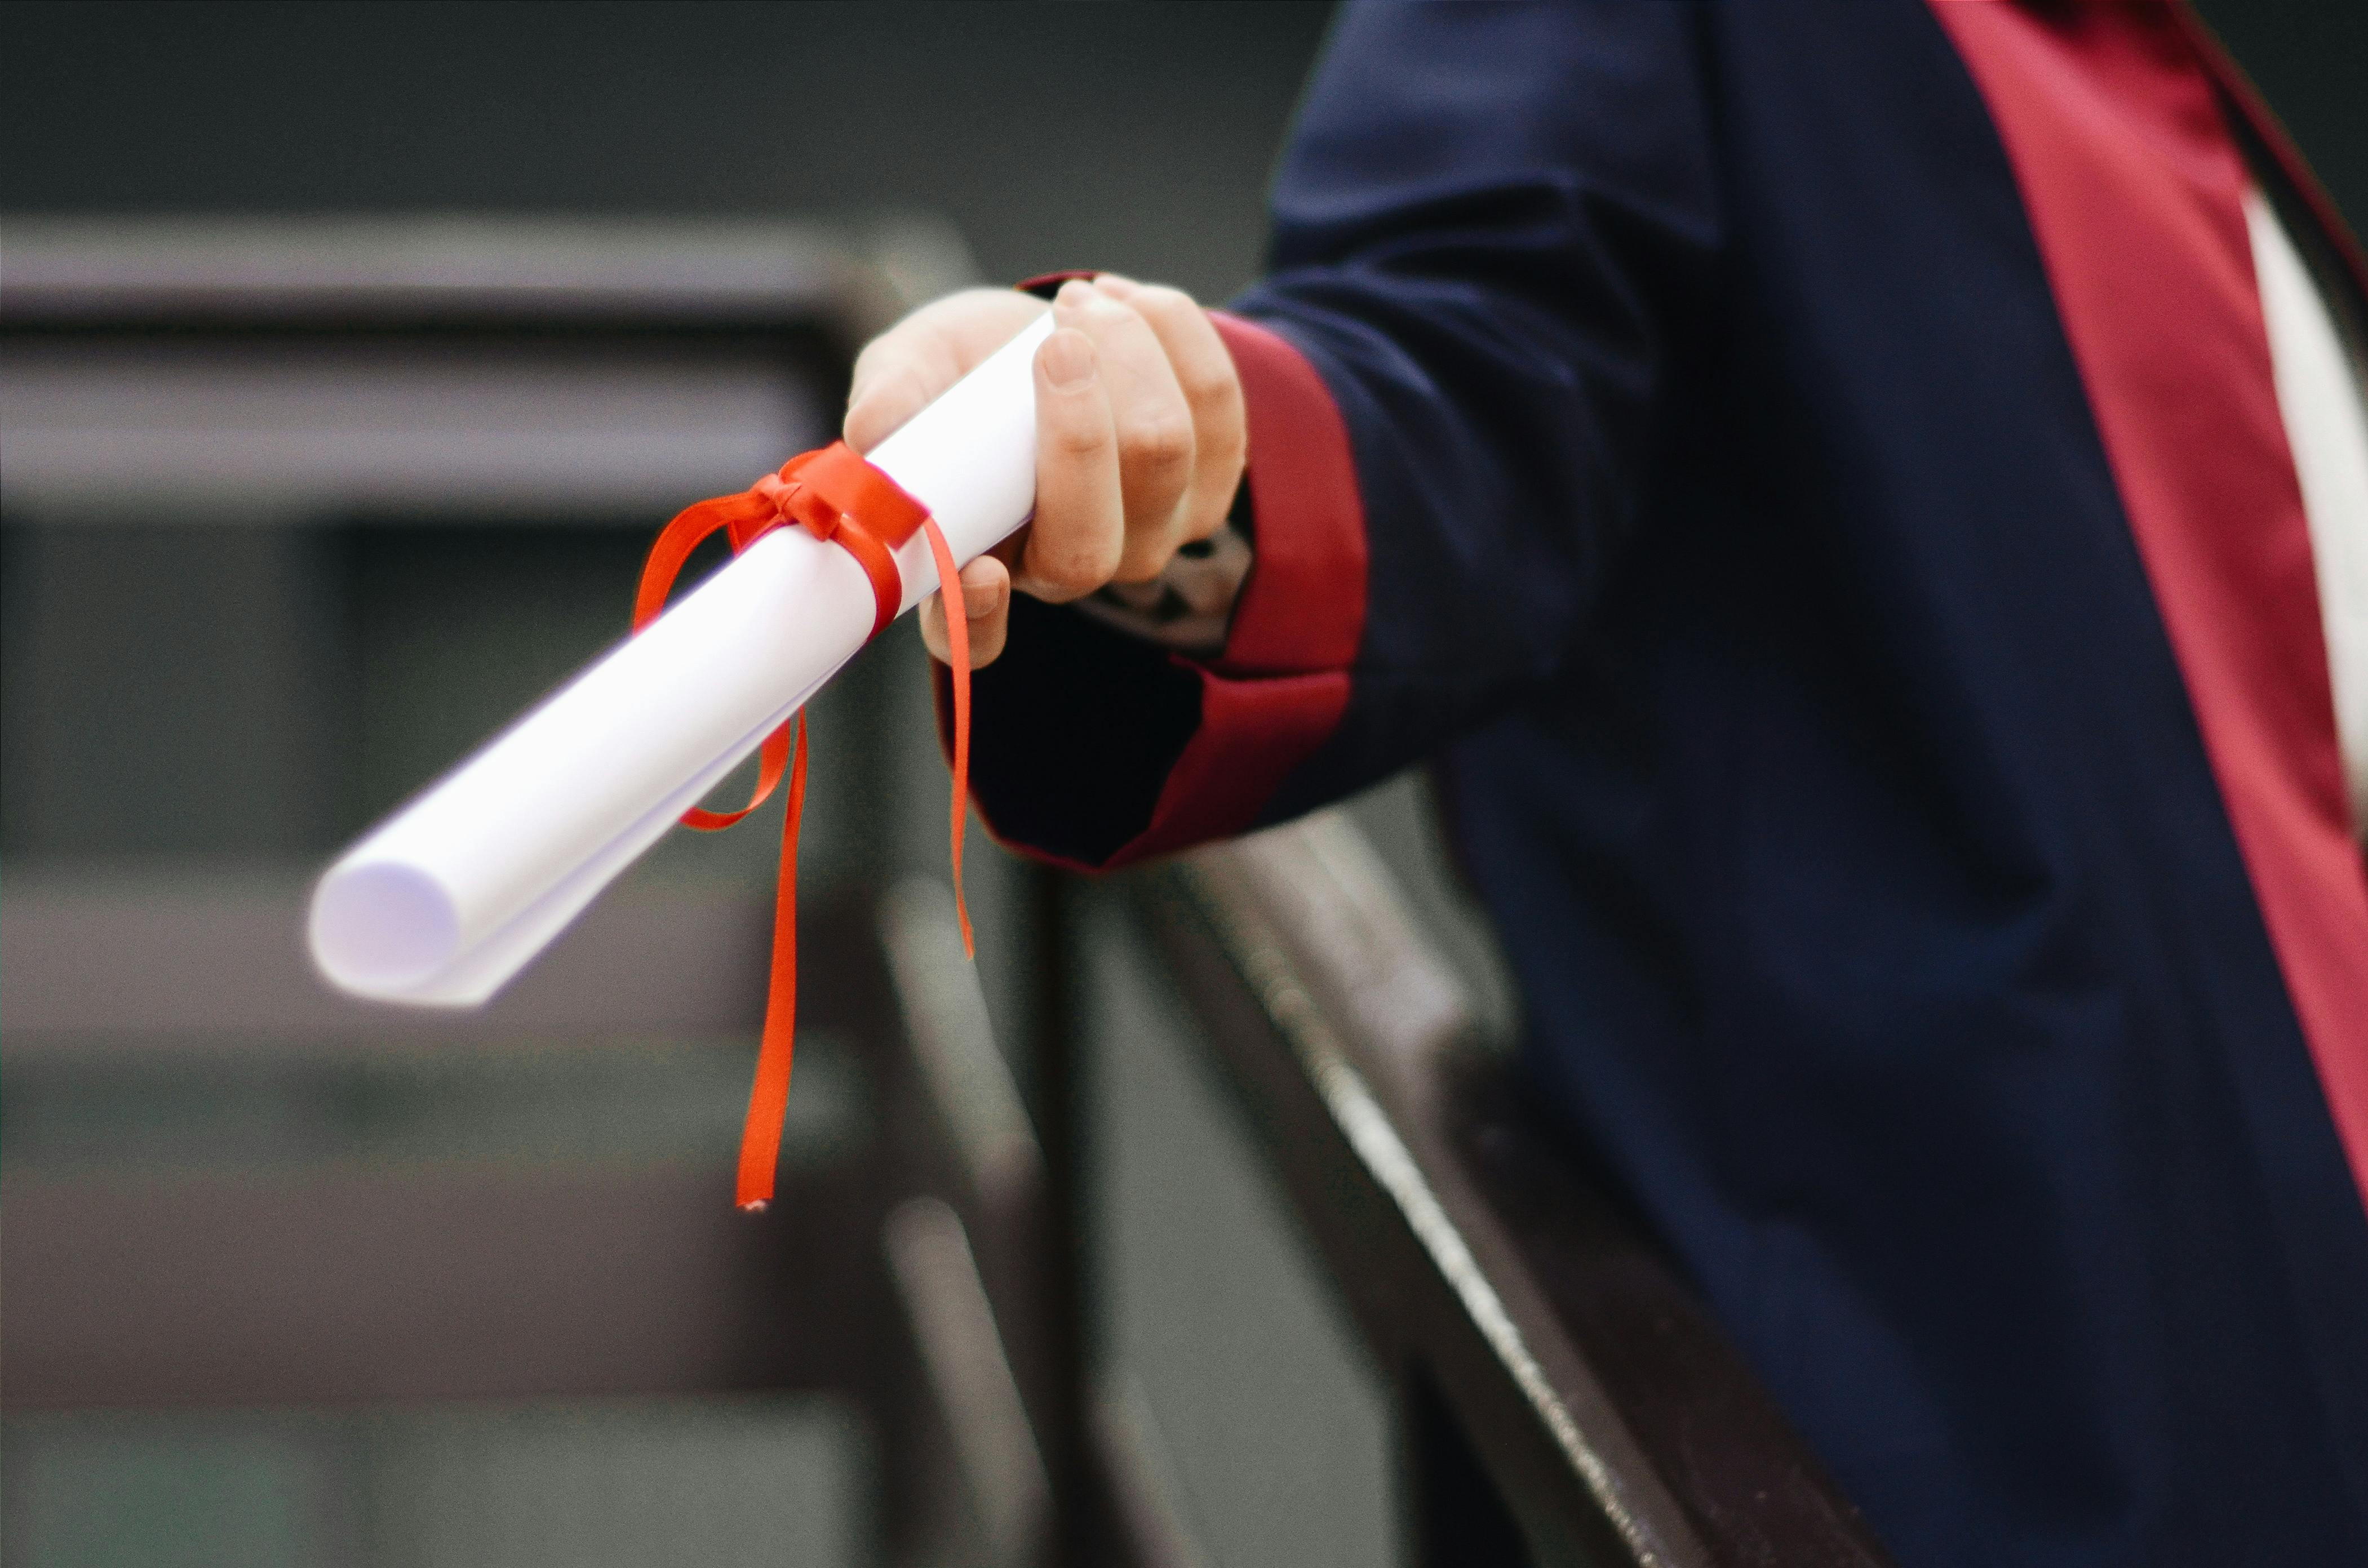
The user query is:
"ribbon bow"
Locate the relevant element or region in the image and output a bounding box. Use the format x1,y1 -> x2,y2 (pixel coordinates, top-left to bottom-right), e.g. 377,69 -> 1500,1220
635,439 -> 973,1209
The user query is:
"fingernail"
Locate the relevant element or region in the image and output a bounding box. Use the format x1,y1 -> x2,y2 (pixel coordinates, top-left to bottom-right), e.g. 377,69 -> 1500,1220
1042,328 -> 1096,390
1054,278 -> 1096,314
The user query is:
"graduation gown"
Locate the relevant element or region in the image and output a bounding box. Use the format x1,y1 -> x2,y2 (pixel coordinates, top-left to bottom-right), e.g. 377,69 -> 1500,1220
957,3 -> 2368,1561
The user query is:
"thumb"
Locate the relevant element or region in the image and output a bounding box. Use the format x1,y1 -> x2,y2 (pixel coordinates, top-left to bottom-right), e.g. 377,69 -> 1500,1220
917,554 -> 1012,669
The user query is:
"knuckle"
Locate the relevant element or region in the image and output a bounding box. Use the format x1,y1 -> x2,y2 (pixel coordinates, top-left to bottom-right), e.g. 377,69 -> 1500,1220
1205,418 -> 1248,480
1114,540 -> 1176,584
883,359 -> 929,407
1174,349 -> 1232,407
1071,292 -> 1134,331
1132,285 -> 1195,326
1187,378 -> 1245,445
1036,551 -> 1105,598
1179,493 -> 1231,543
1123,409 -> 1195,472
1051,413 -> 1112,460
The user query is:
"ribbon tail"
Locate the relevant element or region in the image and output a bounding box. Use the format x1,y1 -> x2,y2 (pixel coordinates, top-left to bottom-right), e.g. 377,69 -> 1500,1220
684,719 -> 790,832
735,711 -> 809,1211
920,517 -> 975,960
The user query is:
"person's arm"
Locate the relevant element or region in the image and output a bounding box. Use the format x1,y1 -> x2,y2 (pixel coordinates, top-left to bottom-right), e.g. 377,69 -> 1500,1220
855,0 -> 1721,868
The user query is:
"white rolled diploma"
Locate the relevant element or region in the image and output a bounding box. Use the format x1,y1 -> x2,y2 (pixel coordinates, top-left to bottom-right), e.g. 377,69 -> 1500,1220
309,312 -> 1057,1005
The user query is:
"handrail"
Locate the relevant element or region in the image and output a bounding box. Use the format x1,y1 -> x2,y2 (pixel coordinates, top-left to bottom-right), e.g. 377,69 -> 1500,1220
1138,810 -> 1895,1567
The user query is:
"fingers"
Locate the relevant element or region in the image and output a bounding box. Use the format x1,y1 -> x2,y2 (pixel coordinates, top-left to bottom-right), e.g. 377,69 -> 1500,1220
919,554 -> 1012,669
1095,276 -> 1247,547
1019,321 -> 1125,601
863,275 -> 1247,660
1046,278 -> 1198,581
845,288 -> 1049,453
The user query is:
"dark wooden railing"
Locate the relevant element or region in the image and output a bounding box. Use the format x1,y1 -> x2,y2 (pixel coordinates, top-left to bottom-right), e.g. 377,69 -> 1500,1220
1139,812 -> 1896,1567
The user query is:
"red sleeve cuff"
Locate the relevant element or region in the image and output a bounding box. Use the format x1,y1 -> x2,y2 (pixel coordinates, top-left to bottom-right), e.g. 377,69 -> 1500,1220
937,309 -> 1371,870
1103,313 -> 1369,861
1208,313 -> 1371,676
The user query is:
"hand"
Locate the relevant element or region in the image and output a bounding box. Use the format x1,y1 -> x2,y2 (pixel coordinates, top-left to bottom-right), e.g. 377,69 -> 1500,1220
843,276 -> 1247,669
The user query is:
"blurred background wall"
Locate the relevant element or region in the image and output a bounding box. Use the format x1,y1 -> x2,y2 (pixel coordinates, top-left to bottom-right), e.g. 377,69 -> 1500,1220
3,4 -> 2361,1567
0,0 -> 1338,307
1,0 -> 2358,294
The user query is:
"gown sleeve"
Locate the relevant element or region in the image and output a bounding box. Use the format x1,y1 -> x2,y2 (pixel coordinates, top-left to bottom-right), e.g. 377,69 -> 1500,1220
950,0 -> 1722,869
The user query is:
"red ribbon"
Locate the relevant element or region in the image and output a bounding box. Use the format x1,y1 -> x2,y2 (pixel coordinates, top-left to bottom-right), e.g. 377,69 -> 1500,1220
633,439 -> 973,1210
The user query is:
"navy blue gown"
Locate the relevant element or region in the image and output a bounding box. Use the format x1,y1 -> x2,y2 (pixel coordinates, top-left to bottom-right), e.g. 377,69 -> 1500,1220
956,5 -> 2368,1561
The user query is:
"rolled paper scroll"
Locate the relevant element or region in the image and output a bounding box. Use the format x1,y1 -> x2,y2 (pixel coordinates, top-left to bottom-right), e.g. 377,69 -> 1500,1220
309,311 -> 1056,1006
